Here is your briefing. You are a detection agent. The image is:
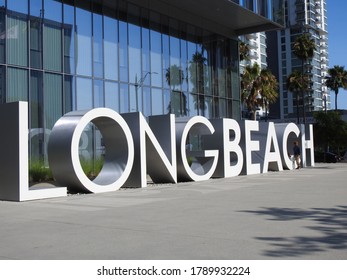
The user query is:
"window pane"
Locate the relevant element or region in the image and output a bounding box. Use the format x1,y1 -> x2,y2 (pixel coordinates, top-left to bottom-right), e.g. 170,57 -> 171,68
151,88 -> 163,116
150,30 -> 162,87
0,11 -> 5,63
7,15 -> 28,67
119,21 -> 128,82
7,67 -> 28,102
76,77 -> 92,110
30,19 -> 42,69
43,24 -> 62,71
129,23 -> 141,85
93,13 -> 103,78
142,86 -> 151,117
30,70 -> 43,130
30,70 -> 43,162
0,66 -> 5,103
162,34 -> 169,89
94,79 -> 104,108
30,0 -> 42,17
76,8 -> 92,76
63,4 -> 75,74
188,93 -> 198,117
141,27 -> 150,86
104,16 -> 118,81
44,73 -> 62,129
8,0 -> 28,13
105,81 -> 119,111
120,83 -> 129,113
44,0 -> 62,22
64,75 -> 74,113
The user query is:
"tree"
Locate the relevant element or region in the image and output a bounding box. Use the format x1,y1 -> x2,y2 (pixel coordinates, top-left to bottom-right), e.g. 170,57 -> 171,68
239,41 -> 250,62
165,65 -> 185,91
292,33 -> 316,123
241,64 -> 278,120
286,70 -> 310,124
258,68 -> 278,121
189,51 -> 209,114
241,63 -> 261,120
313,111 -> 347,156
165,65 -> 186,116
325,65 -> 347,110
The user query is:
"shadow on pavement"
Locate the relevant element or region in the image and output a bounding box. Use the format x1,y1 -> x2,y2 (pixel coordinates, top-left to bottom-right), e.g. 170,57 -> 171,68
240,205 -> 347,258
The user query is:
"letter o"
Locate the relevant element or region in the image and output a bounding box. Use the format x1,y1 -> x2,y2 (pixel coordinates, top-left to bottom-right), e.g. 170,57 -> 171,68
48,108 -> 134,193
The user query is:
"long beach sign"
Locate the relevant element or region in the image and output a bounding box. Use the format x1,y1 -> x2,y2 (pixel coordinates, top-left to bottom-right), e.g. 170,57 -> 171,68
0,102 -> 314,202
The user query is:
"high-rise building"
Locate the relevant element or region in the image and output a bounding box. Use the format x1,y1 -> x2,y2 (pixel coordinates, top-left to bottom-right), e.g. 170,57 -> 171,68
0,0 -> 283,163
267,0 -> 329,121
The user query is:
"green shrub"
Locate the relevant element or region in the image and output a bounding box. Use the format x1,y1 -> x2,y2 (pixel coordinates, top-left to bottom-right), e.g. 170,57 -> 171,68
80,157 -> 104,179
29,160 -> 53,183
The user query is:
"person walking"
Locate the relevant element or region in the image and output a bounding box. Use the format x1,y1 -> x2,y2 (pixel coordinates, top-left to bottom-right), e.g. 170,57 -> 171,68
293,141 -> 301,169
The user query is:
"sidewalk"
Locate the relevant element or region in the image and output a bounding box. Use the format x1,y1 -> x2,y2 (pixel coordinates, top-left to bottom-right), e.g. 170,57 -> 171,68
0,163 -> 346,260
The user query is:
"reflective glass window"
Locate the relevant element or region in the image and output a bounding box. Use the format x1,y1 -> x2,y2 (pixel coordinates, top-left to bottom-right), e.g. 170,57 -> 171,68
142,87 -> 151,117
76,8 -> 92,76
202,44 -> 212,96
150,30 -> 162,87
30,0 -> 42,17
128,22 -> 141,85
151,88 -> 163,116
30,70 -> 43,130
104,16 -> 118,81
180,39 -> 188,92
150,11 -> 162,87
30,16 -> 42,69
0,11 -> 6,63
162,34 -> 170,89
93,13 -> 103,78
94,79 -> 104,108
187,42 -> 197,94
7,15 -> 28,67
119,83 -> 129,113
7,67 -> 28,102
163,89 -> 170,114
44,0 -> 62,22
204,96 -> 213,118
7,0 -> 28,13
76,77 -> 92,110
44,73 -> 62,129
188,93 -> 198,117
43,23 -> 62,71
128,4 -> 141,85
141,27 -> 150,87
105,81 -> 119,111
64,75 -> 74,113
0,66 -> 5,103
119,21 -> 128,82
30,70 -> 43,162
129,84 -> 138,112
63,4 -> 75,74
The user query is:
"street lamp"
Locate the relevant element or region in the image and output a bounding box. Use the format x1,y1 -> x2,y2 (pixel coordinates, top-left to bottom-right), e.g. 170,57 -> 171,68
134,72 -> 158,111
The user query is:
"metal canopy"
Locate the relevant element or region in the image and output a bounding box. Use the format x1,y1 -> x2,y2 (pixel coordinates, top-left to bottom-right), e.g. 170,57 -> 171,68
101,0 -> 282,37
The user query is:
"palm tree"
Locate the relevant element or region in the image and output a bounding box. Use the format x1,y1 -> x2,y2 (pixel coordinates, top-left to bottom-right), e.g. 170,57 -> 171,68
241,63 -> 262,120
165,65 -> 186,116
258,68 -> 278,121
292,33 -> 316,122
287,70 -> 310,124
239,41 -> 250,62
325,65 -> 347,110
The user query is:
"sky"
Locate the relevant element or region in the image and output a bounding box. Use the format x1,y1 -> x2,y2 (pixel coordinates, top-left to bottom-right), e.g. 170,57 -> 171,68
326,0 -> 347,110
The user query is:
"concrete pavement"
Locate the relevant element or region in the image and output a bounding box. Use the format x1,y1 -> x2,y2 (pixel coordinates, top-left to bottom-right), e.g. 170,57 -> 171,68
0,163 -> 347,260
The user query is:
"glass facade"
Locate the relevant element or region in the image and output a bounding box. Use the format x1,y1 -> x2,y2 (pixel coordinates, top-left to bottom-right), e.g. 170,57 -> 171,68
0,0 -> 242,163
